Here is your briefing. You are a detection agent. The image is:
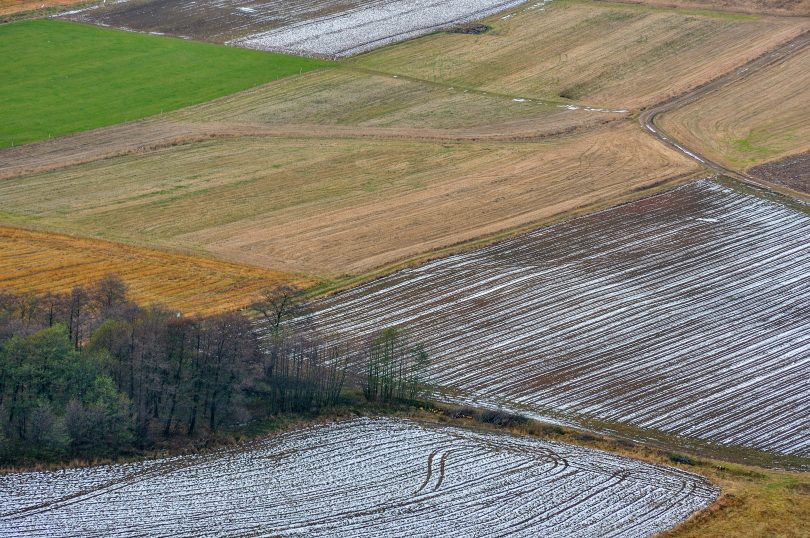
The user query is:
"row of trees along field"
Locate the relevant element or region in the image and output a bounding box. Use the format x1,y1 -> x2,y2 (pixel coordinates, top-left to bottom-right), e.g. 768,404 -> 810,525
0,278 -> 431,465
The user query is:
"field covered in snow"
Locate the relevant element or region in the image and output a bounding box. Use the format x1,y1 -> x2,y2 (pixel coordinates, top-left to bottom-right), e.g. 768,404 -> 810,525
231,0 -> 532,57
62,0 -> 529,57
305,181 -> 810,457
0,418 -> 716,537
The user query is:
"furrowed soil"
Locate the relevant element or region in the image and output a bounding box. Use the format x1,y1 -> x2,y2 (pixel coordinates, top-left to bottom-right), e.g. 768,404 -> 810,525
0,227 -> 311,315
299,180 -> 810,457
0,418 -> 718,537
658,38 -> 810,171
351,0 -> 810,109
0,122 -> 699,277
750,151 -> 810,193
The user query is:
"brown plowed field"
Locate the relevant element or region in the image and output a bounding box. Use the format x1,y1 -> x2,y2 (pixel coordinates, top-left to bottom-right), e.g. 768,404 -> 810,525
0,227 -> 310,315
750,151 -> 810,193
0,122 -> 699,276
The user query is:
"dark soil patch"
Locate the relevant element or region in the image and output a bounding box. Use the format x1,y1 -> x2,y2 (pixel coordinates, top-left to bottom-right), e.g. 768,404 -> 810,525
449,24 -> 491,35
750,151 -> 810,194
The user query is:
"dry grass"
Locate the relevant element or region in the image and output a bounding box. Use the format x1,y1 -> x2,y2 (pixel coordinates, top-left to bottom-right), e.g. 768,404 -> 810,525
351,0 -> 809,109
168,68 -> 587,130
0,226 -> 312,315
658,42 -> 810,170
0,122 -> 700,277
608,0 -> 810,16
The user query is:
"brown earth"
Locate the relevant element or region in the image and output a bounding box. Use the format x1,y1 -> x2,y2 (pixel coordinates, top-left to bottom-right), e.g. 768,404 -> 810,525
749,152 -> 810,193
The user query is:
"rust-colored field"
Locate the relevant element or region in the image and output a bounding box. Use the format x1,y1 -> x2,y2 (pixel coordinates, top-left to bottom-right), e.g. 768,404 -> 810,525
658,39 -> 810,171
0,0 -> 84,16
0,122 -> 699,277
0,226 -> 311,315
351,0 -> 810,109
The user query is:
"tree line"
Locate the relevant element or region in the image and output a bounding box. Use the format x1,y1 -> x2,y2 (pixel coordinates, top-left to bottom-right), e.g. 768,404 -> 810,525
0,278 -> 430,464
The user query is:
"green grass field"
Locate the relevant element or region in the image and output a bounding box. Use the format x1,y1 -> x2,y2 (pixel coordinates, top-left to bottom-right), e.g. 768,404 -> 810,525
0,19 -> 332,148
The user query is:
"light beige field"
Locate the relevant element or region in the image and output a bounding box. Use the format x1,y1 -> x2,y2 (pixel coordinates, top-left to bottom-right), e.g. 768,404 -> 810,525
351,0 -> 809,109
658,41 -> 810,170
0,227 -> 311,314
609,0 -> 810,16
0,122 -> 699,276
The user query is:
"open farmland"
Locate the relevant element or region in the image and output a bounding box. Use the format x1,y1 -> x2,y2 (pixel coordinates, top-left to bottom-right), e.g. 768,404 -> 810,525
0,418 -> 718,537
0,227 -> 310,315
63,0 -> 529,57
229,0 -> 528,57
0,123 -> 698,276
614,0 -> 810,16
302,181 -> 810,457
0,19 -> 330,148
351,0 -> 810,109
657,36 -> 810,174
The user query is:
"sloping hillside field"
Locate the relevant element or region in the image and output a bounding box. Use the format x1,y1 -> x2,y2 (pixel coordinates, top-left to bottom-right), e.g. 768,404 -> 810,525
0,418 -> 717,537
305,181 -> 810,456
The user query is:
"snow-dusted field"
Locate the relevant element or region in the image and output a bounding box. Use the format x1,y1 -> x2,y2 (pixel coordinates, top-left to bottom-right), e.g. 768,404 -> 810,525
231,0 -> 531,57
303,181 -> 810,456
0,418 -> 716,537
62,0 -> 534,57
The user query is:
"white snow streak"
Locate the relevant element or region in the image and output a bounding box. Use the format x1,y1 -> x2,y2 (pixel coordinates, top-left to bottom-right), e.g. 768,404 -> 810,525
0,418 -> 717,537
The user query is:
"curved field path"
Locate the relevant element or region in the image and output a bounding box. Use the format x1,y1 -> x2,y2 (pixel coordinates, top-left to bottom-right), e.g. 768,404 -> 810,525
641,30 -> 810,200
0,418 -> 717,537
301,181 -> 810,457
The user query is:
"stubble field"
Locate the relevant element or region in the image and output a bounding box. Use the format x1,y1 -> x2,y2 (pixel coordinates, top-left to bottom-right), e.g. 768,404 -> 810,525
350,0 -> 810,108
657,37 -> 810,173
0,418 -> 718,537
0,123 -> 698,276
0,227 -> 310,315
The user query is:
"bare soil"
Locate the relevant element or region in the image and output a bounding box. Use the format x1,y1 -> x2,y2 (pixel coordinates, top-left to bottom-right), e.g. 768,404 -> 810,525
750,151 -> 810,193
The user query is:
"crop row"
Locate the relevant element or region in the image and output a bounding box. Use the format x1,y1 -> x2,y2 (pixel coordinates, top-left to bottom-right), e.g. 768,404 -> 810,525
305,181 -> 810,456
0,418 -> 716,537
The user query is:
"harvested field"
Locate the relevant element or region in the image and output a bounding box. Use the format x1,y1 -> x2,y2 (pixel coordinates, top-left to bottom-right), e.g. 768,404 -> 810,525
0,68 -> 626,181
609,0 -> 810,16
0,418 -> 718,537
167,68 -> 618,130
302,181 -> 810,456
0,123 -> 699,276
658,39 -> 810,171
0,227 -> 310,315
750,151 -> 810,193
352,0 -> 810,109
